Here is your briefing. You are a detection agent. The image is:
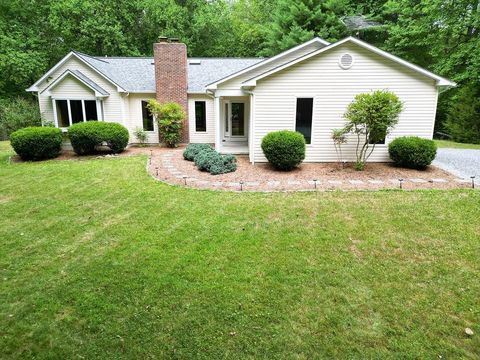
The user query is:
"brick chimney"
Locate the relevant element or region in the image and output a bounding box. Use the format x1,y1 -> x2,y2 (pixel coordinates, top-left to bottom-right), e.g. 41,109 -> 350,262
153,37 -> 189,143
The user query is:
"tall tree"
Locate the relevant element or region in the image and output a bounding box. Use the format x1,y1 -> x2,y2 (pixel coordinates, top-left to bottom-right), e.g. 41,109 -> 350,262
262,0 -> 350,56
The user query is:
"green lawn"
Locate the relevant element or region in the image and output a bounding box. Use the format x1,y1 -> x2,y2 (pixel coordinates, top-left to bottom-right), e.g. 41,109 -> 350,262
435,139 -> 480,150
1,141 -> 479,359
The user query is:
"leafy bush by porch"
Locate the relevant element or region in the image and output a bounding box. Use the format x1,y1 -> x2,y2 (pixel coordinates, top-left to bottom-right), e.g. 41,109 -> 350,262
261,130 -> 305,171
183,143 -> 213,161
10,126 -> 62,160
68,121 -> 129,155
388,136 -> 437,169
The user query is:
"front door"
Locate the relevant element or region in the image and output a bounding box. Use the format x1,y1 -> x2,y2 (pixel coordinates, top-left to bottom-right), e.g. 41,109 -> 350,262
224,101 -> 247,142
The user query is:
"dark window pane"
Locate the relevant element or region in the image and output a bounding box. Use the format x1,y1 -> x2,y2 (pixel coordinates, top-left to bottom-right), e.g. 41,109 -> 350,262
142,101 -> 154,131
195,101 -> 206,132
70,100 -> 83,124
231,103 -> 244,136
56,100 -> 69,127
224,103 -> 228,132
369,135 -> 386,145
85,100 -> 98,121
295,98 -> 313,144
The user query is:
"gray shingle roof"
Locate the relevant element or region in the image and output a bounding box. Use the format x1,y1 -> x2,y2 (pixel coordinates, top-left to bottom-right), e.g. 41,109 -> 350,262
75,52 -> 263,93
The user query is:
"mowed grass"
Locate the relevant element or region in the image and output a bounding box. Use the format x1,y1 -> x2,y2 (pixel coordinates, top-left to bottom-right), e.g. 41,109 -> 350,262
1,141 -> 479,359
435,139 -> 480,150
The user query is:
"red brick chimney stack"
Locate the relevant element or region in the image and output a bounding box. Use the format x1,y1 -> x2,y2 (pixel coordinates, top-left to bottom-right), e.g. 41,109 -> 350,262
153,36 -> 189,143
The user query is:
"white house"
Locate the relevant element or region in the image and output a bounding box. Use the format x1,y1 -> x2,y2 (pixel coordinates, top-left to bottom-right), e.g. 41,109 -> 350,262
27,36 -> 455,163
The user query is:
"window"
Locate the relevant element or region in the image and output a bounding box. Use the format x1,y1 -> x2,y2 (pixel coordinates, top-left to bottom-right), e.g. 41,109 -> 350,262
141,101 -> 154,131
224,103 -> 229,133
195,101 -> 206,132
295,98 -> 313,144
369,132 -> 386,145
54,99 -> 98,127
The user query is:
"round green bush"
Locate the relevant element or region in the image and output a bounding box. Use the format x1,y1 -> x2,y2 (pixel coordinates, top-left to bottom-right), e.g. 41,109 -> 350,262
183,143 -> 212,161
68,121 -> 129,155
261,130 -> 306,170
10,126 -> 63,161
388,136 -> 437,169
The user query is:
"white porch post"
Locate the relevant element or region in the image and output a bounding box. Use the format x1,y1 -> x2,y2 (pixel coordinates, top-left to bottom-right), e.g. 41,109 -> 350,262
214,95 -> 221,151
249,93 -> 255,164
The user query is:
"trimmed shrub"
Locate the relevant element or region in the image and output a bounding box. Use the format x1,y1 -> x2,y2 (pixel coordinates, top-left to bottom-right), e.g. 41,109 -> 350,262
193,148 -> 236,174
10,126 -> 62,161
209,154 -> 237,175
388,136 -> 437,169
194,147 -> 219,171
68,121 -> 129,155
261,130 -> 306,170
183,143 -> 212,161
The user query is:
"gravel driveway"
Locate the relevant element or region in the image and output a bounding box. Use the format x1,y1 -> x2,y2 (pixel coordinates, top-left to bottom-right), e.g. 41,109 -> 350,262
433,148 -> 480,178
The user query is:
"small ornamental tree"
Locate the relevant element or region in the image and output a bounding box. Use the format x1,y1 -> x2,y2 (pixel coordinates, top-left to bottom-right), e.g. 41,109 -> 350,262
147,100 -> 185,147
343,90 -> 403,170
331,128 -> 347,166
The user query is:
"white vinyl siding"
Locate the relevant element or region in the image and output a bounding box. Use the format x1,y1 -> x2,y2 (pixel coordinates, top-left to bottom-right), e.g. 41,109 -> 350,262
217,42 -> 325,90
37,57 -> 124,126
48,76 -> 96,98
127,94 -> 158,144
252,43 -> 438,163
188,95 -> 215,143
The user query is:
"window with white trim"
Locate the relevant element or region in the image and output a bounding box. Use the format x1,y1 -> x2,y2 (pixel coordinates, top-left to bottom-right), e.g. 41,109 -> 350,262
195,101 -> 207,132
295,98 -> 313,144
55,99 -> 98,127
141,101 -> 154,131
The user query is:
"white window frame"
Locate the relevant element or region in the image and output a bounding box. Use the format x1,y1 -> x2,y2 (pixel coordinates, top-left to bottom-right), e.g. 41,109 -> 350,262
140,99 -> 156,133
294,95 -> 316,146
52,97 -> 103,129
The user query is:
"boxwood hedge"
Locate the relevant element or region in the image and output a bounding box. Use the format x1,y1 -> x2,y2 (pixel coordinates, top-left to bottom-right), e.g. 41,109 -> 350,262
68,121 -> 129,155
388,136 -> 437,169
10,126 -> 63,161
261,130 -> 306,170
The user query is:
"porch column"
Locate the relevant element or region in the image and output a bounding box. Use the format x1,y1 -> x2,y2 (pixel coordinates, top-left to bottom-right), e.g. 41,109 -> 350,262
214,95 -> 221,151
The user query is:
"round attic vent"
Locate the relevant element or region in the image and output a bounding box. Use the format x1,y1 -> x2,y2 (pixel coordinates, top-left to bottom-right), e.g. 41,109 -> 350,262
339,53 -> 354,69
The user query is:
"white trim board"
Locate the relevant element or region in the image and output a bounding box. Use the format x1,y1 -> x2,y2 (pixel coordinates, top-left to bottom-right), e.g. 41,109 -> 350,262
40,70 -> 109,98
205,37 -> 330,90
242,37 -> 456,88
26,51 -> 126,93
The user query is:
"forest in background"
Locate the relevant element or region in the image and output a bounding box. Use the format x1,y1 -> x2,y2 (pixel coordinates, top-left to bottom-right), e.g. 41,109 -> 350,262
0,0 -> 479,142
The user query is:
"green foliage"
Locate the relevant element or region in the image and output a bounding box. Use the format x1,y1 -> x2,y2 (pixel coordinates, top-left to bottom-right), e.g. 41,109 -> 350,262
147,100 -> 185,147
133,128 -> 148,146
262,0 -> 349,56
332,128 -> 348,164
68,121 -> 129,155
183,143 -> 212,161
388,136 -> 437,169
0,97 -> 42,140
193,147 -> 236,175
444,84 -> 480,144
208,154 -> 237,175
10,126 -> 62,161
261,130 -> 306,171
343,90 -> 403,170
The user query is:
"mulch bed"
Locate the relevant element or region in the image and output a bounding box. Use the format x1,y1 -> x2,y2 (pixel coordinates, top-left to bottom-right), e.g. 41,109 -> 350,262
9,145 -> 471,192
